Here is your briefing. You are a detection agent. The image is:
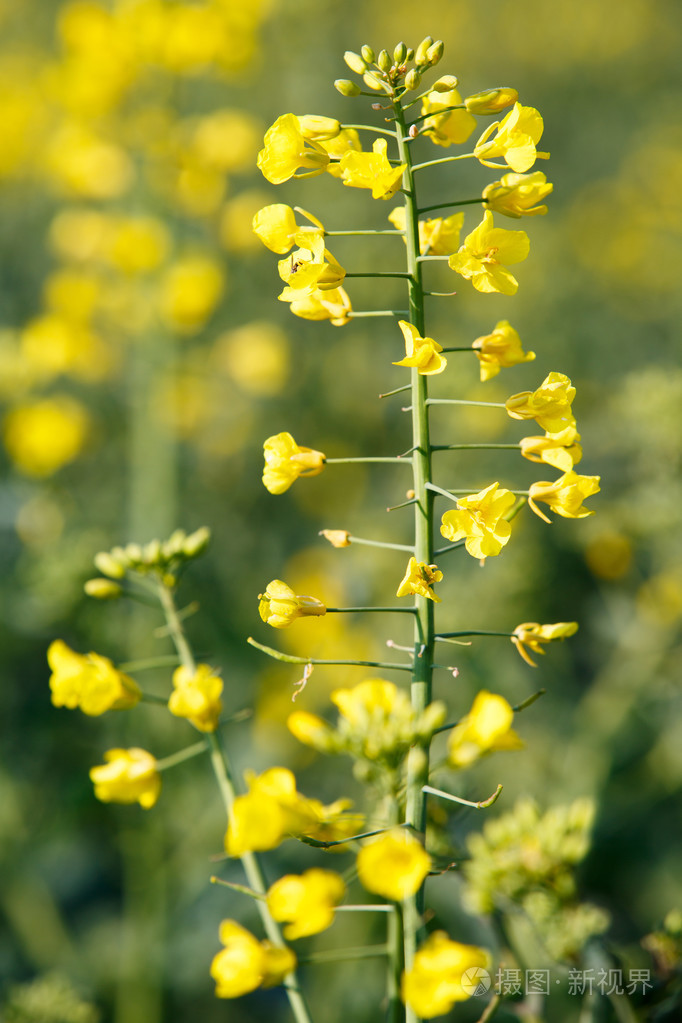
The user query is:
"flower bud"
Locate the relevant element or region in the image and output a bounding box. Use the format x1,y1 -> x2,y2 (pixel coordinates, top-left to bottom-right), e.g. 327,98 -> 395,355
363,72 -> 385,92
165,529 -> 186,555
84,578 -> 123,599
335,78 -> 361,97
393,41 -> 407,63
431,74 -> 459,92
94,551 -> 126,579
464,87 -> 519,114
415,37 -> 434,65
404,68 -> 421,91
183,526 -> 211,557
320,529 -> 351,548
298,115 -> 341,141
143,539 -> 162,565
162,572 -> 177,588
360,44 -> 375,63
125,543 -> 143,563
406,48 -> 415,61
377,49 -> 392,72
344,50 -> 367,75
426,40 -> 444,65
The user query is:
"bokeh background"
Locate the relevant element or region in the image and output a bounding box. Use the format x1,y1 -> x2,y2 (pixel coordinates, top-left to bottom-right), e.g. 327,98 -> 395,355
1,1 -> 681,1021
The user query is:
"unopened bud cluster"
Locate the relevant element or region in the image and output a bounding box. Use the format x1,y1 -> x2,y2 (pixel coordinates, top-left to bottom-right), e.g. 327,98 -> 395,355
86,526 -> 211,594
338,35 -> 444,96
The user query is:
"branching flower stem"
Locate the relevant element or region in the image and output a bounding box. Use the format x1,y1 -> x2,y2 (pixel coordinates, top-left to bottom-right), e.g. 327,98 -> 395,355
156,582 -> 312,1023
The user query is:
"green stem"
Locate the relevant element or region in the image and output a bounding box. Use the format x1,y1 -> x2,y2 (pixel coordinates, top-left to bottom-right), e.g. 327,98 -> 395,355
246,637 -> 412,672
432,443 -> 520,450
426,398 -> 505,408
299,945 -> 389,964
326,229 -> 404,236
345,535 -> 414,553
119,654 -> 181,672
326,606 -> 417,614
418,198 -> 484,214
325,456 -> 408,464
342,124 -> 397,138
410,104 -> 465,124
345,272 -> 413,279
155,740 -> 208,772
348,310 -> 410,318
436,630 -> 513,639
412,153 -> 476,171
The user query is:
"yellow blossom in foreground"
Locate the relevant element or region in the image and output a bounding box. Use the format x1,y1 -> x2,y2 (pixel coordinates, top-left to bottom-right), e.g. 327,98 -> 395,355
396,557 -> 443,602
483,171 -> 553,218
520,425 -> 582,472
252,203 -> 323,254
278,234 -> 345,293
512,622 -> 579,667
48,639 -> 140,716
258,579 -> 326,628
448,211 -> 529,295
505,371 -> 576,432
357,829 -> 431,902
320,529 -> 351,547
388,207 -> 464,255
257,113 -> 329,184
267,869 -> 345,940
90,748 -> 160,809
393,320 -> 446,376
263,432 -> 326,494
449,691 -> 523,768
278,284 -> 352,326
225,767 -> 361,857
440,482 -> 516,560
472,320 -> 535,381
528,471 -> 601,523
420,88 -> 477,147
211,920 -> 296,999
402,932 -> 492,1018
168,664 -> 223,732
318,128 -> 362,178
340,139 -> 405,200
474,102 -> 549,173
4,397 -> 90,477
158,256 -> 224,334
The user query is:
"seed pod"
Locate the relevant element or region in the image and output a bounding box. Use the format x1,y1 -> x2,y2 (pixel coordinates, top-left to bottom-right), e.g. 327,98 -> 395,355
344,50 -> 367,75
360,44 -> 375,63
335,78 -> 362,97
393,41 -> 407,63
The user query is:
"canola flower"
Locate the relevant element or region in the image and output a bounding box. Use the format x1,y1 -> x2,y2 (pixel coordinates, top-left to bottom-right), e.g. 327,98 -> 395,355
267,869 -> 346,940
472,319 -> 535,381
505,371 -> 576,432
520,425 -> 583,472
528,470 -> 601,522
448,691 -> 523,768
448,211 -> 530,295
392,320 -> 447,375
483,170 -> 553,218
474,102 -> 549,172
210,920 -> 296,998
48,639 -> 140,716
262,432 -> 326,494
387,206 -> 464,256
357,829 -> 431,902
440,482 -> 516,559
258,579 -> 326,627
420,86 -> 476,147
396,556 -> 443,602
339,139 -> 406,199
168,663 -> 223,732
512,621 -> 579,666
257,113 -> 331,183
402,933 -> 492,1018
89,748 -> 161,809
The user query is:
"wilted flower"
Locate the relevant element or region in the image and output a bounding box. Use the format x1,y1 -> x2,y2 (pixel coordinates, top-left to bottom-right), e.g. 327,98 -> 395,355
505,371 -> 576,432
528,471 -> 600,523
520,425 -> 582,472
90,748 -> 160,808
472,320 -> 535,381
440,482 -> 516,560
512,622 -> 579,666
258,579 -> 326,627
396,556 -> 443,602
448,212 -> 529,295
263,432 -> 326,494
393,321 -> 447,376
278,284 -> 352,325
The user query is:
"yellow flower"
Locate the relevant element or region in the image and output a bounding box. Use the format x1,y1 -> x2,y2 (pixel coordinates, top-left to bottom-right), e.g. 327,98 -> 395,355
474,102 -> 549,173
396,557 -> 443,602
440,483 -> 516,560
420,88 -> 477,147
287,710 -> 337,753
267,869 -> 345,940
528,471 -> 601,523
464,88 -> 518,115
48,639 -> 141,716
258,579 -> 326,628
225,767 -> 361,856
318,127 -> 362,178
448,211 -> 529,295
4,397 -> 89,477
483,171 -> 553,218
257,113 -> 330,184
90,748 -> 161,809
263,432 -> 326,494
448,691 -> 523,768
392,320 -> 447,376
388,207 -> 464,255
158,256 -> 224,334
340,139 -> 406,200
106,216 -> 170,274
210,920 -> 296,999
278,284 -> 352,326
278,234 -> 345,293
472,320 -> 535,382
512,622 -> 579,667
320,529 -> 351,547
357,828 -> 431,901
520,425 -> 583,473
296,115 -> 342,141
168,664 -> 223,732
505,371 -> 576,432
402,932 -> 492,1018
252,204 -> 323,254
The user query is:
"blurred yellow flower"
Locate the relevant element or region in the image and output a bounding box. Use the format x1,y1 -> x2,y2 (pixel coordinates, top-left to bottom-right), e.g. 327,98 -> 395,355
278,284 -> 352,325
49,207 -> 112,262
3,396 -> 89,476
262,432 -> 326,494
158,256 -> 224,333
258,579 -> 326,628
20,313 -> 113,384
220,190 -> 277,253
449,690 -> 523,768
396,557 -> 443,602
190,109 -> 262,173
90,748 -> 161,809
440,483 -> 516,560
44,122 -> 133,198
520,425 -> 583,472
252,203 -> 323,254
48,639 -> 141,716
512,622 -> 579,666
388,207 -> 464,255
393,320 -> 446,376
267,869 -> 345,940
287,710 -> 336,752
358,829 -> 431,902
505,371 -> 576,432
402,932 -> 491,1017
278,235 -> 345,293
483,171 -> 553,218
320,529 -> 351,548
107,216 -> 170,275
472,320 -> 535,382
475,102 -> 549,172
168,664 -> 223,732
420,88 -> 477,147
448,212 -> 529,295
340,139 -> 405,200
211,920 -> 295,999
257,113 -> 329,184
528,471 -> 601,523
213,322 -> 289,396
